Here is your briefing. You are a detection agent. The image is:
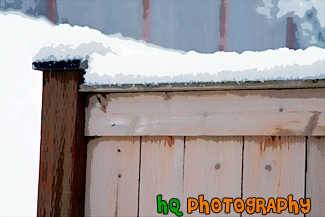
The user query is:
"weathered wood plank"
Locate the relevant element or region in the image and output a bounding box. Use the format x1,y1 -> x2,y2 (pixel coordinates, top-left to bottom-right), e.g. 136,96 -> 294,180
139,136 -> 185,216
85,89 -> 325,136
183,137 -> 242,216
84,137 -> 140,217
37,70 -> 86,217
79,79 -> 325,93
242,136 -> 305,216
306,136 -> 325,217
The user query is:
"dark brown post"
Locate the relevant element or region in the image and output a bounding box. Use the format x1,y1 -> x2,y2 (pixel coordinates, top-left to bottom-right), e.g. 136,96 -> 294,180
33,60 -> 87,217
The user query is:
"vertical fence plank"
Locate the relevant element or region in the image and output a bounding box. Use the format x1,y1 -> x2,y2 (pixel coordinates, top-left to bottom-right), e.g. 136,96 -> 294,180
139,136 -> 185,216
306,136 -> 325,217
183,136 -> 242,216
243,136 -> 305,216
85,137 -> 140,217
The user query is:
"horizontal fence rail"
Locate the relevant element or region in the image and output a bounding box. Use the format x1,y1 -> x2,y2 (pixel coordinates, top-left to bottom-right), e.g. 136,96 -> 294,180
85,89 -> 325,136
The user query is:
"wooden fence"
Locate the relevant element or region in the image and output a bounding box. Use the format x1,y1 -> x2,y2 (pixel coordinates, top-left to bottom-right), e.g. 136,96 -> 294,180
34,61 -> 325,217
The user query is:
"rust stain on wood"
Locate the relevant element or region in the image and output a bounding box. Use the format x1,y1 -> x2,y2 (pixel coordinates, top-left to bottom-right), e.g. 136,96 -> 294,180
166,136 -> 175,147
144,136 -> 175,147
258,136 -> 283,155
257,136 -> 302,155
304,112 -> 321,136
186,136 -> 242,143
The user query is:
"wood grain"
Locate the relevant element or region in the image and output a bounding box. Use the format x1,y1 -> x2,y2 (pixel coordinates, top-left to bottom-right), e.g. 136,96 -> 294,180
139,136 -> 185,216
84,137 -> 140,217
37,70 -> 86,217
306,136 -> 325,217
85,89 -> 325,136
242,136 -> 305,216
183,137 -> 242,216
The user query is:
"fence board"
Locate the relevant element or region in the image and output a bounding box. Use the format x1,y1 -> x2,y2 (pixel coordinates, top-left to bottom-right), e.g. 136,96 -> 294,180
242,136 -> 305,216
183,137 -> 242,216
84,137 -> 140,217
139,136 -> 185,216
85,89 -> 325,136
306,136 -> 325,217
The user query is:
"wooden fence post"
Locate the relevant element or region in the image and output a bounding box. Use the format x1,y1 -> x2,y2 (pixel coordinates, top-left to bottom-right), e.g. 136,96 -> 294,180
33,60 -> 87,217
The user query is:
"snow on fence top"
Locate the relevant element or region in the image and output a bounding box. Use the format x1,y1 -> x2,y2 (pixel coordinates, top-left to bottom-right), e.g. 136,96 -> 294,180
34,36 -> 325,84
3,11 -> 322,85
78,47 -> 325,85
35,40 -> 325,84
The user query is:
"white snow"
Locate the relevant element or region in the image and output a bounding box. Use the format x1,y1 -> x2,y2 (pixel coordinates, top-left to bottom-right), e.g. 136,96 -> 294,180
311,36 -> 318,44
278,0 -> 324,25
29,14 -> 325,84
256,0 -> 275,19
83,47 -> 325,84
301,22 -> 313,31
0,12 -> 45,217
0,10 -> 325,216
258,0 -> 325,27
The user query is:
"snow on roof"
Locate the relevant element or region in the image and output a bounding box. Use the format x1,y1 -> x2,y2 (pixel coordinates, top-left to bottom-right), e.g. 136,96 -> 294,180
29,18 -> 325,84
0,11 -> 45,216
36,41 -> 325,84
82,47 -> 325,84
4,11 -> 323,85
